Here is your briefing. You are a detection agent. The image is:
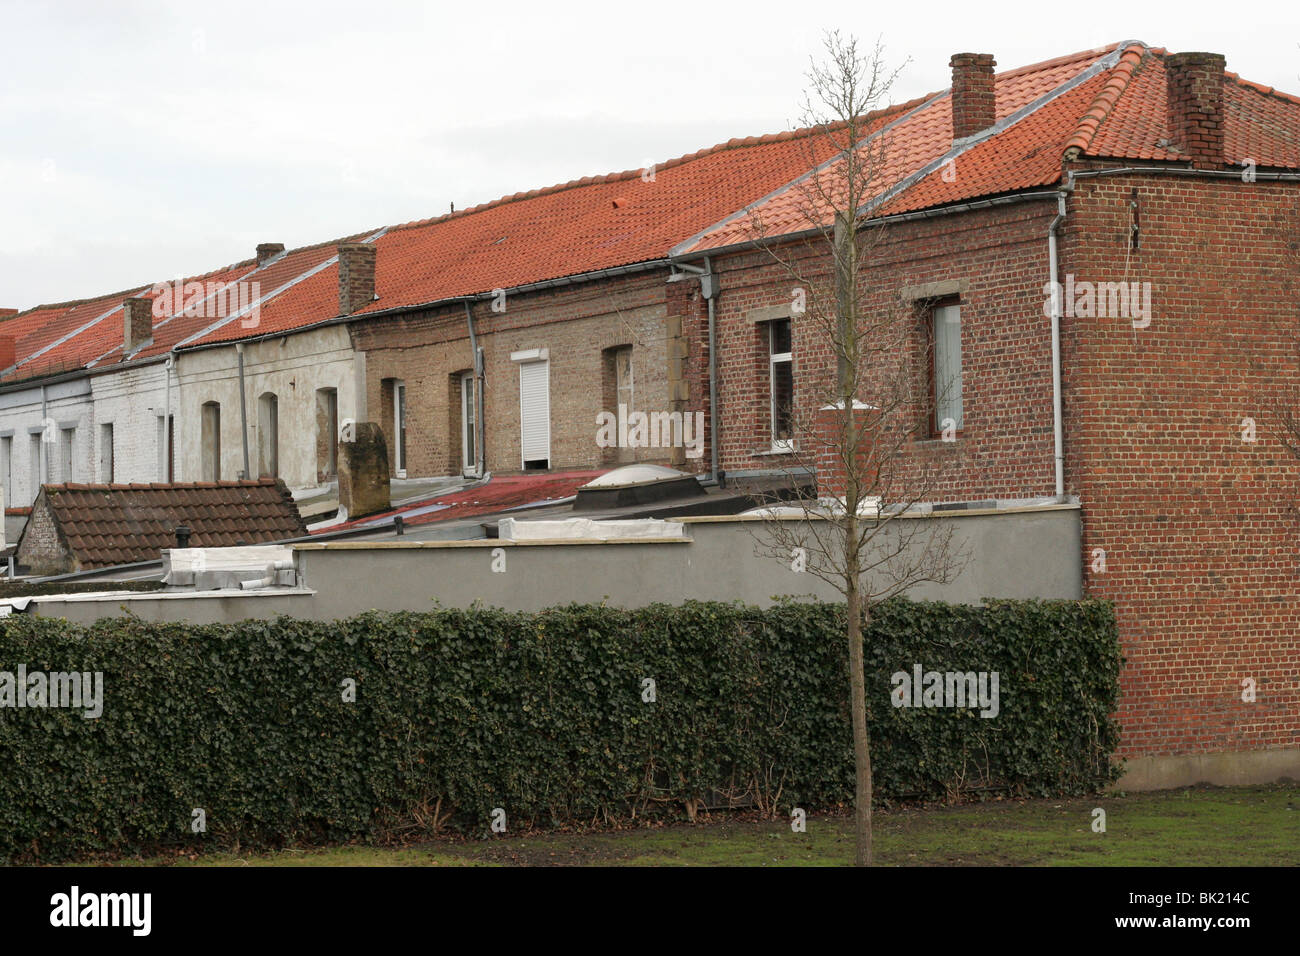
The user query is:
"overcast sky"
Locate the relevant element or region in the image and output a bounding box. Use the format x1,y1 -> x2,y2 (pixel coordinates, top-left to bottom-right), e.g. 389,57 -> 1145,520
2,0 -> 1297,309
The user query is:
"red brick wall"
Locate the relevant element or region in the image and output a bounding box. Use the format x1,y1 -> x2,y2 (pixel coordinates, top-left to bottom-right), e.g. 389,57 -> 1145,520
1062,172 -> 1300,759
703,200 -> 1060,500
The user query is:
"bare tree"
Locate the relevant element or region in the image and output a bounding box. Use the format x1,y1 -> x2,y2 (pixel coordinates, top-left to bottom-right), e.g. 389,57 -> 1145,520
744,33 -> 967,866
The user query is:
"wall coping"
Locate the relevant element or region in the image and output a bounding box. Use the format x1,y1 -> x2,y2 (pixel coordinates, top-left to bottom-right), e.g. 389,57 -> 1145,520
10,587 -> 316,606
293,536 -> 692,551
291,502 -> 1080,550
677,501 -> 1081,523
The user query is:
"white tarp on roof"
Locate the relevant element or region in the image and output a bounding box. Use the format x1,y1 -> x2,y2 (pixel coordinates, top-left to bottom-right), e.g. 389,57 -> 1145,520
497,517 -> 686,541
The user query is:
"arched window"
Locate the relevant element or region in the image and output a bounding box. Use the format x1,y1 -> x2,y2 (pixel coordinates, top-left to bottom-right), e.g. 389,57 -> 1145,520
201,401 -> 221,481
257,392 -> 279,478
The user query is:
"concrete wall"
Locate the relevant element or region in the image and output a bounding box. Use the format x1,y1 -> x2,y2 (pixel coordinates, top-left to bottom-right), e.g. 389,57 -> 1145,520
174,325 -> 361,490
29,504 -> 1081,624
290,505 -> 1082,618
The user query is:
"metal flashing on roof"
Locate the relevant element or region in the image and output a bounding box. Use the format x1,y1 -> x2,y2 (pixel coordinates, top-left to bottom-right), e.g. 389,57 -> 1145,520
857,42 -> 1144,221
667,91 -> 946,259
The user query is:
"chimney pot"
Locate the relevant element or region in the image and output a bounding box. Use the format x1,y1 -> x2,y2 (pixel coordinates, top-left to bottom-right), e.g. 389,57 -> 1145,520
338,243 -> 377,316
123,297 -> 154,354
1165,52 -> 1226,169
949,52 -> 997,141
256,242 -> 285,265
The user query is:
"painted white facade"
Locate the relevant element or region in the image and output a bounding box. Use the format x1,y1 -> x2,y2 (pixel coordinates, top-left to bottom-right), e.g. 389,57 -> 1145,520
0,376 -> 96,507
0,323 -> 365,518
89,361 -> 173,484
0,360 -> 176,509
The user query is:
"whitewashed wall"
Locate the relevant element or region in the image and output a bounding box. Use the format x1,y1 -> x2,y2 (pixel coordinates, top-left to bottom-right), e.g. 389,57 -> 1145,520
174,325 -> 363,490
89,362 -> 172,484
0,377 -> 95,506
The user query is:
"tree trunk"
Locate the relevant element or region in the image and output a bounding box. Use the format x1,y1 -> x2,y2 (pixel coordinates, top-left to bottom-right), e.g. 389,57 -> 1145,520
845,555 -> 872,865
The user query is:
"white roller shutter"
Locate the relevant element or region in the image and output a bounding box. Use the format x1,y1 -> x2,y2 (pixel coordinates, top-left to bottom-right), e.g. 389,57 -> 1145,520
518,359 -> 550,466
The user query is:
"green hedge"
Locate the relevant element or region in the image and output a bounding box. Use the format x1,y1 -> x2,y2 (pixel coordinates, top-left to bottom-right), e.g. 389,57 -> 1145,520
0,598 -> 1120,861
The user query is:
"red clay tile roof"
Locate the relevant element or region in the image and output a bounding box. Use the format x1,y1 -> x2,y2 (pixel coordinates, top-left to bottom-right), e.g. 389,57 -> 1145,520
7,41 -> 1299,378
19,479 -> 307,569
183,129 -> 862,349
675,42 -> 1300,251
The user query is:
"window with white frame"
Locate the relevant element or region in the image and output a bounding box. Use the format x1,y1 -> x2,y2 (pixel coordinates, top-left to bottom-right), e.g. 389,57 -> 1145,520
393,380 -> 407,477
768,318 -> 793,450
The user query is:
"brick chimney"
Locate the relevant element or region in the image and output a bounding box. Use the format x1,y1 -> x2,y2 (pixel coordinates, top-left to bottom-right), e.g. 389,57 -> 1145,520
123,297 -> 153,353
256,242 -> 285,265
950,53 -> 997,141
1165,52 -> 1226,169
338,243 -> 377,316
0,335 -> 14,369
0,308 -> 17,318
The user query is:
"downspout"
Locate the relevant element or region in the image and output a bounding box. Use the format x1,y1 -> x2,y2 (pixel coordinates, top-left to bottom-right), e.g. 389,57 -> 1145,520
236,343 -> 251,479
463,302 -> 485,478
1047,182 -> 1071,500
702,257 -> 720,482
163,354 -> 173,481
39,384 -> 48,484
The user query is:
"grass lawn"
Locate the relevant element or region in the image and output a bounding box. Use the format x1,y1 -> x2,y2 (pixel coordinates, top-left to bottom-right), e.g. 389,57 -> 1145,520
105,784 -> 1299,867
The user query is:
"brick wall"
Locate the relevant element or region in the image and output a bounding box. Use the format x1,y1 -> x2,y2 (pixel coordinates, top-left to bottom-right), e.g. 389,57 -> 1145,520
349,272 -> 679,477
15,491 -> 69,574
90,363 -> 169,484
702,200 -> 1060,498
699,174 -> 1300,764
1062,172 -> 1300,759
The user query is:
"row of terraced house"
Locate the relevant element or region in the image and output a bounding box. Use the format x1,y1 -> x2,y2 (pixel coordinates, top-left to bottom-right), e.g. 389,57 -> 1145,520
3,41 -> 1299,785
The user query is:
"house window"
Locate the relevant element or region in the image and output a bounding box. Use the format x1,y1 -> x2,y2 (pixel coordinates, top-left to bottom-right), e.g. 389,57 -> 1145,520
614,346 -> 634,413
517,358 -> 550,470
59,427 -> 75,482
201,402 -> 221,481
29,433 -> 42,501
931,302 -> 963,434
769,318 -> 793,450
157,414 -> 174,482
258,392 -> 278,478
460,372 -> 477,476
1,436 -> 12,504
315,388 -> 338,481
393,380 -> 407,477
100,423 -> 114,483
601,345 -> 634,464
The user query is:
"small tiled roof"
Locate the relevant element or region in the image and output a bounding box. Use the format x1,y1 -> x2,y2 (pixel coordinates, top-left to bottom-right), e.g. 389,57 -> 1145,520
22,479 -> 307,569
